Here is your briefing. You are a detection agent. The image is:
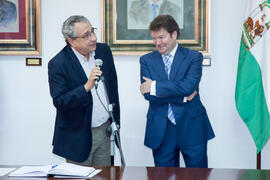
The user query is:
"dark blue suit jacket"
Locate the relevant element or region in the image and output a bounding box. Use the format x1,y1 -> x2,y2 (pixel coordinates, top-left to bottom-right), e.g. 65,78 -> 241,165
48,43 -> 120,162
140,44 -> 214,150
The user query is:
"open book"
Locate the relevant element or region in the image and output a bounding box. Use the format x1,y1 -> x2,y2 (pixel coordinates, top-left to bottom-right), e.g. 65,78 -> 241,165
8,163 -> 101,178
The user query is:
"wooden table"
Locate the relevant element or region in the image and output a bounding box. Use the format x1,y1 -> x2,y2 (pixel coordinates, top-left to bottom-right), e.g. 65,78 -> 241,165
1,166 -> 270,180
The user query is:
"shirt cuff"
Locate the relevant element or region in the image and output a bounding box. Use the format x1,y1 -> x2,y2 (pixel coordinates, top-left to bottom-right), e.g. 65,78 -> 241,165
150,81 -> 187,102
183,96 -> 187,103
150,81 -> 156,96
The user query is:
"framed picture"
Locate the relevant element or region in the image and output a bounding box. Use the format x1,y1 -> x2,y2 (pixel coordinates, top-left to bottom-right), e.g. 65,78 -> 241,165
101,0 -> 210,56
0,0 -> 41,55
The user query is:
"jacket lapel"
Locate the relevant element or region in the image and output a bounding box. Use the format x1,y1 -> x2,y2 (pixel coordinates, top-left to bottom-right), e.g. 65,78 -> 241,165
94,47 -> 105,76
65,46 -> 88,83
169,45 -> 186,80
152,51 -> 168,81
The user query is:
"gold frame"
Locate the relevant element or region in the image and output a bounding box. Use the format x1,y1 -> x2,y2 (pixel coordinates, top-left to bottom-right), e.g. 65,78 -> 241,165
0,0 -> 41,55
101,0 -> 210,56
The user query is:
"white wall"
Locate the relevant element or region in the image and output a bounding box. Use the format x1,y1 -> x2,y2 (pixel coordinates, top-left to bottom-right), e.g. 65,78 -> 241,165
0,0 -> 269,168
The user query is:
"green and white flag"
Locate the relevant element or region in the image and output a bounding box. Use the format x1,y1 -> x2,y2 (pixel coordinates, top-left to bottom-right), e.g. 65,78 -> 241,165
235,0 -> 270,153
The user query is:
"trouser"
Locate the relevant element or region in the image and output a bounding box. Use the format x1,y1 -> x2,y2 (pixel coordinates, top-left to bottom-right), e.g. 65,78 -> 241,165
67,120 -> 111,166
153,119 -> 208,167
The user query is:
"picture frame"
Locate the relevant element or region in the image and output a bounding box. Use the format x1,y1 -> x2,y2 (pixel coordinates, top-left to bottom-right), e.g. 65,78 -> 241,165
0,0 -> 41,55
101,0 -> 210,56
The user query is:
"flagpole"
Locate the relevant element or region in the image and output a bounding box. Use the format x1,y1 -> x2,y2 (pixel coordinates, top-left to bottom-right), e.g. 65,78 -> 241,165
257,151 -> 261,169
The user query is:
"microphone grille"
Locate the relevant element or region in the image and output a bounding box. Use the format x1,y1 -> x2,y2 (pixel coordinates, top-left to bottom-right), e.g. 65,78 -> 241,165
95,59 -> 103,67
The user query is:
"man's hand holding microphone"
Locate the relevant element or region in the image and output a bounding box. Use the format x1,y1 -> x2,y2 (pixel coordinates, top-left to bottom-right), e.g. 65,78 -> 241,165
84,59 -> 103,92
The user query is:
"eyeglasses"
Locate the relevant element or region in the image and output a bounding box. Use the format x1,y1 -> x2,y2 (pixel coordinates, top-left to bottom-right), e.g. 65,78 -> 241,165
75,27 -> 97,40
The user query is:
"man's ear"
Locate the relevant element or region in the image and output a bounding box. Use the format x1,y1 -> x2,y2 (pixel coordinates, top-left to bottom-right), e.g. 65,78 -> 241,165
67,38 -> 74,47
172,31 -> 177,40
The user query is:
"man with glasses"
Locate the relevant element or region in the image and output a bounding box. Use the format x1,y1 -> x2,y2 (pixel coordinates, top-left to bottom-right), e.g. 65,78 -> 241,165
48,15 -> 120,166
140,15 -> 214,167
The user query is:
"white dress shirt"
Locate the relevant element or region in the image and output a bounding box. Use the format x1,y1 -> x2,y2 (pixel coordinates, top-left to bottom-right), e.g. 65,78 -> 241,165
72,48 -> 110,128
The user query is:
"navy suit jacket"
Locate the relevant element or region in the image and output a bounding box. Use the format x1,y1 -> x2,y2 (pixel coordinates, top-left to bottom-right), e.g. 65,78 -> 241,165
48,43 -> 120,162
140,44 -> 214,150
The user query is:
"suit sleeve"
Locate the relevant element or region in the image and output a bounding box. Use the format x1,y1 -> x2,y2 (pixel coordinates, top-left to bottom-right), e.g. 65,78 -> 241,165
140,56 -> 184,104
156,52 -> 202,97
48,60 -> 91,111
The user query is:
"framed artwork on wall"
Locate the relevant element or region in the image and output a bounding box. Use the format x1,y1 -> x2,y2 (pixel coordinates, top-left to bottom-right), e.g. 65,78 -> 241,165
0,0 -> 41,55
101,0 -> 210,57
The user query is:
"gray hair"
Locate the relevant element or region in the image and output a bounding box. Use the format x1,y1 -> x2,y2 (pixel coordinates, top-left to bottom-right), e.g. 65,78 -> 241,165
62,15 -> 90,43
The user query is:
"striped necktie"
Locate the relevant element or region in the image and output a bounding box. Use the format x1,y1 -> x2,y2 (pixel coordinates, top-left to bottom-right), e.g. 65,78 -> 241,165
163,54 -> 176,125
151,3 -> 158,20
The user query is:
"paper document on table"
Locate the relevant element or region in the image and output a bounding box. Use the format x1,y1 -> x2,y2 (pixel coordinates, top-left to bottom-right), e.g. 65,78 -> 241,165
8,165 -> 52,177
8,163 -> 100,178
53,169 -> 102,178
0,168 -> 16,176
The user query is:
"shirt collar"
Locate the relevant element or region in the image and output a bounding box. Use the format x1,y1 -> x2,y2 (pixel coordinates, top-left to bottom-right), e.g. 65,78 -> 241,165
162,43 -> 178,59
71,47 -> 95,64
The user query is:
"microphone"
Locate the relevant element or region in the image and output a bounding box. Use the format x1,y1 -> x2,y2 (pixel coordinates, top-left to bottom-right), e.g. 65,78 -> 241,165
95,59 -> 103,88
